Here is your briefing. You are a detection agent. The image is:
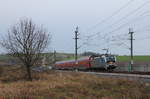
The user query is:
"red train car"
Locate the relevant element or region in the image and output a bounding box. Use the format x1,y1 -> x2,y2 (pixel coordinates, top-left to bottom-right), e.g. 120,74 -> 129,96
54,56 -> 93,70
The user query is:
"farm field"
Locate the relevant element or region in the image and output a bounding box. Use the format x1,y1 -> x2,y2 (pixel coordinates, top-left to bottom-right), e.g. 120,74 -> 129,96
117,56 -> 150,62
0,66 -> 150,99
60,55 -> 150,63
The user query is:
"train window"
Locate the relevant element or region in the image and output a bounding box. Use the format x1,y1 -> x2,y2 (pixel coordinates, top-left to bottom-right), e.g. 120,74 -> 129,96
106,56 -> 116,62
100,58 -> 105,63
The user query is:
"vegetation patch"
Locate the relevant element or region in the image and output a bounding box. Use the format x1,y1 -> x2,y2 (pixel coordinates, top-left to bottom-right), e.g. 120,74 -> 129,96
117,55 -> 150,62
0,66 -> 150,99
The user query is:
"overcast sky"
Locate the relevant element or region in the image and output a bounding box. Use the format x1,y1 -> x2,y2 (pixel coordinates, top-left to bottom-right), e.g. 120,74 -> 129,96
0,0 -> 150,55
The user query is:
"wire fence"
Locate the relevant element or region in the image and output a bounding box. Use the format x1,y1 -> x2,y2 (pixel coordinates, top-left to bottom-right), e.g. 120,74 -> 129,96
115,63 -> 150,72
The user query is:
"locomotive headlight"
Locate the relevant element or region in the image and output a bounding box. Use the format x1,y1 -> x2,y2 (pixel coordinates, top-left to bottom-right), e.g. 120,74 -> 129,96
108,62 -> 117,67
108,62 -> 113,65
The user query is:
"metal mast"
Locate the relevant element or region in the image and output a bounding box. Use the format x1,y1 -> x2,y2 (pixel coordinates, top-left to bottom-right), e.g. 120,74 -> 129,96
75,26 -> 79,63
129,28 -> 134,71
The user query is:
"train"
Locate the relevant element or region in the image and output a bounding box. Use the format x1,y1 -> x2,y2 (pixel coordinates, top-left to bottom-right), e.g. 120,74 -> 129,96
53,54 -> 117,71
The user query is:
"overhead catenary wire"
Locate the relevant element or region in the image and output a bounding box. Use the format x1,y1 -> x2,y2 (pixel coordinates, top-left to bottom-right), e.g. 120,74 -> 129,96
100,9 -> 150,37
135,25 -> 150,32
81,0 -> 135,40
112,41 -> 130,49
98,0 -> 150,35
81,10 -> 150,46
87,0 -> 135,32
136,35 -> 150,41
111,34 -> 129,41
80,0 -> 150,52
83,0 -> 150,41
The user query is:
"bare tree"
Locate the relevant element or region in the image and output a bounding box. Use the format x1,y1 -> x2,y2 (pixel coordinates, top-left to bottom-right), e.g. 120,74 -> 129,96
1,18 -> 50,81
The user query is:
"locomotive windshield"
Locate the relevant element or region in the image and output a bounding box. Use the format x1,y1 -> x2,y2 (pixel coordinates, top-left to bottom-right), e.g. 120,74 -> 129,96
106,56 -> 116,62
99,58 -> 105,63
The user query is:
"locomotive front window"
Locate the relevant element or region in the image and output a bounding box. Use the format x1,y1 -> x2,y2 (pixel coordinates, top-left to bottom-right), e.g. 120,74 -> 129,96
106,56 -> 115,62
100,58 -> 105,63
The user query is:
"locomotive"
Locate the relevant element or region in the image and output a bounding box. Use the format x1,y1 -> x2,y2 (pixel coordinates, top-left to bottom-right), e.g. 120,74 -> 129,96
54,54 -> 117,71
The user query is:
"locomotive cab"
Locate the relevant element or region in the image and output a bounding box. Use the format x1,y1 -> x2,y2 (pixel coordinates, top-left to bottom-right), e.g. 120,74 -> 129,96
90,55 -> 117,70
90,56 -> 107,69
105,55 -> 117,70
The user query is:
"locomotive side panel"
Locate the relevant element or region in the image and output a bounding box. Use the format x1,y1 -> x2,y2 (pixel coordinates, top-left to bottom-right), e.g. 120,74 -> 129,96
75,59 -> 91,69
89,55 -> 117,70
90,57 -> 106,69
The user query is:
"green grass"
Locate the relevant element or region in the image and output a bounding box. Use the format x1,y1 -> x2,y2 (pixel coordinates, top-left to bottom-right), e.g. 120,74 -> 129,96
0,55 -> 12,62
117,56 -> 150,62
61,55 -> 150,62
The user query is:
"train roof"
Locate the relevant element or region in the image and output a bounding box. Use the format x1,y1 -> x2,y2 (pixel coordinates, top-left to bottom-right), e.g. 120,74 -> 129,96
55,56 -> 90,64
55,55 -> 116,64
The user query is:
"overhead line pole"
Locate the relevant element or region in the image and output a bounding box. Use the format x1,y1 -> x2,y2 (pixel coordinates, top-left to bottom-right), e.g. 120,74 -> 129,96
53,50 -> 56,64
129,28 -> 134,71
75,26 -> 79,64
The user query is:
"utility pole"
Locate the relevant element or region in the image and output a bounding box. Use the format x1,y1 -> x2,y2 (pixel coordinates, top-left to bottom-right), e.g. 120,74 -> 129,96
53,50 -> 56,64
129,28 -> 134,71
74,26 -> 79,64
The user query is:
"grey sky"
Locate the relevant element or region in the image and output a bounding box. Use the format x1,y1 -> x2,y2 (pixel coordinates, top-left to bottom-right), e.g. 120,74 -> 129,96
0,0 -> 150,55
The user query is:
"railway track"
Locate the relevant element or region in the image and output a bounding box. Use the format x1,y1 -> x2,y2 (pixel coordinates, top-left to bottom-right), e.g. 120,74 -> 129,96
56,70 -> 150,83
84,72 -> 150,83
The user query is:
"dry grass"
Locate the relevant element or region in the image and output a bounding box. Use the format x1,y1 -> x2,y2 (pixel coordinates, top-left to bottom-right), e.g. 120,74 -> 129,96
0,66 -> 150,99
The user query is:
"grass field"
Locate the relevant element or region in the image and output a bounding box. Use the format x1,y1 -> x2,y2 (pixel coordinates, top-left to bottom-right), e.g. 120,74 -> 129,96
0,66 -> 150,99
0,55 -> 12,62
117,56 -> 150,62
62,55 -> 150,62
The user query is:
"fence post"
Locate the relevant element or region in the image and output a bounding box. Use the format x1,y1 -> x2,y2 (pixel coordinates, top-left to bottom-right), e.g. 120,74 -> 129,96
147,64 -> 149,72
128,63 -> 131,72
